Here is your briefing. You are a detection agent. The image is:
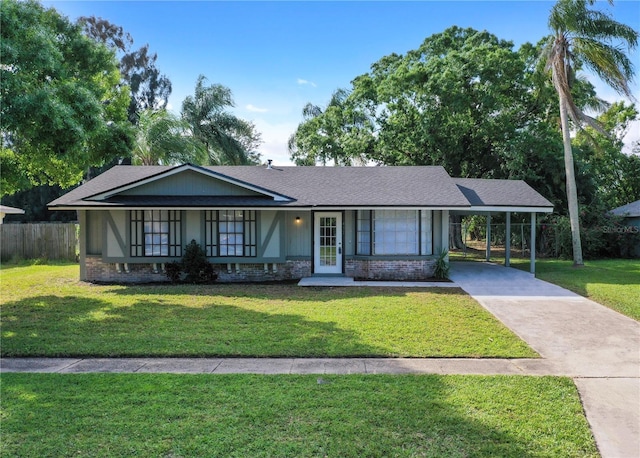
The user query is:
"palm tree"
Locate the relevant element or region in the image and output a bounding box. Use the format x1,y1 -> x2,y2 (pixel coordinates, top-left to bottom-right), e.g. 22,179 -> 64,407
543,0 -> 637,266
131,109 -> 206,165
181,75 -> 261,165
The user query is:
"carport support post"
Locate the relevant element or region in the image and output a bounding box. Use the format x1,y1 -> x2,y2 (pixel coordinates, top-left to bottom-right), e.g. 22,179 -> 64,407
485,213 -> 491,261
441,210 -> 449,261
505,212 -> 511,267
530,212 -> 536,274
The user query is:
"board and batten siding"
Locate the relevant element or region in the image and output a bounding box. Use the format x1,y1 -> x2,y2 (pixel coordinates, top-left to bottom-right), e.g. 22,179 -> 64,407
86,210 -> 102,255
285,211 -> 311,258
120,170 -> 263,197
259,210 -> 284,259
104,210 -> 127,258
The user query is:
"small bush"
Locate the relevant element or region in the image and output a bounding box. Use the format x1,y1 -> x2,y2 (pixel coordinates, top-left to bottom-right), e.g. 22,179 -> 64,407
433,249 -> 450,279
164,240 -> 217,283
541,205 -> 640,259
164,262 -> 182,283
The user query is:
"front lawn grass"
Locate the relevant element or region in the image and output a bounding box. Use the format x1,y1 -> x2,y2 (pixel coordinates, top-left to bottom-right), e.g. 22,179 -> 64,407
0,262 -> 536,358
1,373 -> 597,457
512,258 -> 640,321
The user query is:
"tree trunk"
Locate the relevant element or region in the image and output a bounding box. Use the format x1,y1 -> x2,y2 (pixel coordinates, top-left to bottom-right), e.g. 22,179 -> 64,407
559,96 -> 584,266
449,214 -> 464,249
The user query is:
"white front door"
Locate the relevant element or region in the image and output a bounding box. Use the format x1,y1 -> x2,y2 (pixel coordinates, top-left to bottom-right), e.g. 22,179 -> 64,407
314,212 -> 343,274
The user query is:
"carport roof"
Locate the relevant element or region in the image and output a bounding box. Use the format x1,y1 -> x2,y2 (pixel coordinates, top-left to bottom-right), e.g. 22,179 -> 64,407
453,178 -> 554,209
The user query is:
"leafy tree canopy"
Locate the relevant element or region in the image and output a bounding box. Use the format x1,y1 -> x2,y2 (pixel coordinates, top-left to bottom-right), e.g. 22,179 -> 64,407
576,101 -> 640,209
290,25 -> 629,215
289,89 -> 373,166
0,0 -> 132,196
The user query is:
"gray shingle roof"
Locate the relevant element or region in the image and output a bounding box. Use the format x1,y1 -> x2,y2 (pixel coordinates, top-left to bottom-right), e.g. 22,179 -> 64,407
49,164 -> 553,211
611,200 -> 640,217
453,178 -> 554,208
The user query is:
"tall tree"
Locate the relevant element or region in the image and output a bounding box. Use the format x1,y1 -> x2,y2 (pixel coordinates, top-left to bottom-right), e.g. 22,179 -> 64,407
575,102 -> 640,208
289,89 -> 372,166
292,28 -> 568,184
131,109 -> 206,166
181,75 -> 261,165
0,0 -> 132,195
543,0 -> 638,266
79,16 -> 172,123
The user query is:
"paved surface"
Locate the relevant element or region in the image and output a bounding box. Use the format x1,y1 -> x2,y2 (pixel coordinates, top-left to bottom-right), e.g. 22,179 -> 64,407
298,276 -> 459,288
0,356 -> 567,376
2,262 -> 639,457
450,262 -> 640,458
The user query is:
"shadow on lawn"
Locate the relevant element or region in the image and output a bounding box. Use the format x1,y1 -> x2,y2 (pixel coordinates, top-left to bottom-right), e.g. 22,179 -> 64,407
0,294 -> 389,358
0,373 -> 551,457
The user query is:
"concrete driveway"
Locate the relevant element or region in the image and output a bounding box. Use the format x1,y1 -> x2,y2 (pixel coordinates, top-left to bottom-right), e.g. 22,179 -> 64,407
450,262 -> 640,458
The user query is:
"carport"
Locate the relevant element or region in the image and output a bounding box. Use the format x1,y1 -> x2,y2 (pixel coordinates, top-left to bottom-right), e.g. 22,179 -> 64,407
451,178 -> 554,274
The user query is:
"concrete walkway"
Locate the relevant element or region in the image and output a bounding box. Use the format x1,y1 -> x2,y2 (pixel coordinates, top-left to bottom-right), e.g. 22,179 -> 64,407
2,262 -> 639,457
298,276 -> 459,288
0,356 -> 571,376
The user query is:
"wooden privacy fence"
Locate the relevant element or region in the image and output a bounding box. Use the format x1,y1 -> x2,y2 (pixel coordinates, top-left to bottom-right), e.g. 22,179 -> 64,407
0,223 -> 79,261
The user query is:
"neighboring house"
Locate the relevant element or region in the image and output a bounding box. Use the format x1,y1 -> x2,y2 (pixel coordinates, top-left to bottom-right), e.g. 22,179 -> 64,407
49,163 -> 553,283
0,205 -> 25,224
610,200 -> 640,257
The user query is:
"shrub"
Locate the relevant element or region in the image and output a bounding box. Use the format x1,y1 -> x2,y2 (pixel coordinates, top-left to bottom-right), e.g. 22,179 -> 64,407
541,205 -> 640,259
164,240 -> 217,283
433,249 -> 450,280
164,262 -> 182,283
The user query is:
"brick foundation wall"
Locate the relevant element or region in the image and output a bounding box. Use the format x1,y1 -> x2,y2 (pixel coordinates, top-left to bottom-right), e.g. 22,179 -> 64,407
84,257 -> 311,283
85,257 -> 435,283
345,258 -> 436,281
214,261 -> 311,282
85,257 -> 169,283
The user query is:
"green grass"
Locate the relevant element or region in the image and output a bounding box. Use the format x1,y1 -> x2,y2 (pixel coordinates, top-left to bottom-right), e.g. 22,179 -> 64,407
0,262 -> 535,358
0,373 -> 597,457
511,258 -> 640,321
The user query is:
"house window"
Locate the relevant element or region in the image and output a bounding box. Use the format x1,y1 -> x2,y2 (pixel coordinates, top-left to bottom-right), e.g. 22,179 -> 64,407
356,210 -> 432,256
204,210 -> 257,257
130,210 -> 182,257
204,211 -> 218,257
357,210 -> 372,255
374,210 -> 419,255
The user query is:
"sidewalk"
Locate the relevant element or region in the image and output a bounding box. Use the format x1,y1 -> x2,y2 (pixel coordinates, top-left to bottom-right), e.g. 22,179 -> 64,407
2,262 -> 639,457
0,356 -> 563,376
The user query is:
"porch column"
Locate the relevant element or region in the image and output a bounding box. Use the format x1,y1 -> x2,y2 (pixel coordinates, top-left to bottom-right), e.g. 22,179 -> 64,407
530,212 -> 536,274
485,213 -> 491,262
441,210 -> 449,261
78,210 -> 87,281
505,212 -> 511,267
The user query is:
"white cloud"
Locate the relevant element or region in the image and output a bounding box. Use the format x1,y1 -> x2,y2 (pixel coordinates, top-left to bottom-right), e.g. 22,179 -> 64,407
297,78 -> 317,87
246,104 -> 268,113
251,118 -> 298,166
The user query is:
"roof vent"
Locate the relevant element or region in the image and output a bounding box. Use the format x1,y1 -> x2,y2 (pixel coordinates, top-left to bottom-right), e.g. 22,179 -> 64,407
266,159 -> 273,169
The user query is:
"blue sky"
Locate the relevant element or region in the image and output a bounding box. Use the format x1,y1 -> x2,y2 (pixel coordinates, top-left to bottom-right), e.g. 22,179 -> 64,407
46,1 -> 640,165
